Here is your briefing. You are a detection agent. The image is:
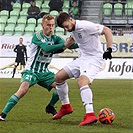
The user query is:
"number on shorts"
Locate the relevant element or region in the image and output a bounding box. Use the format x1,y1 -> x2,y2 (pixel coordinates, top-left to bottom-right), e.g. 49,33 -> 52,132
25,75 -> 32,81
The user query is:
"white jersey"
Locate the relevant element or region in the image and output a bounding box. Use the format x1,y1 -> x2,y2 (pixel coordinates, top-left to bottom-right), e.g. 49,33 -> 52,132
64,20 -> 105,82
70,20 -> 104,59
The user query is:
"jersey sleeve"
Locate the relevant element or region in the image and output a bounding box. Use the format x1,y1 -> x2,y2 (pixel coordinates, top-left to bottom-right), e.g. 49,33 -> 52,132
32,33 -> 65,53
24,45 -> 28,59
54,35 -> 65,45
13,45 -> 17,52
24,45 -> 27,52
68,43 -> 79,49
83,21 -> 104,35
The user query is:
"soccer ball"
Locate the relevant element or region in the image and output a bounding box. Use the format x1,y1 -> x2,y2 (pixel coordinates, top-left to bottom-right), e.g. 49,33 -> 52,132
98,108 -> 115,124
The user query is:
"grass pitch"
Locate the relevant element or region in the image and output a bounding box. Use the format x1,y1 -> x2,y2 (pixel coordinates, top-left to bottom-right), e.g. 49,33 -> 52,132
0,78 -> 133,133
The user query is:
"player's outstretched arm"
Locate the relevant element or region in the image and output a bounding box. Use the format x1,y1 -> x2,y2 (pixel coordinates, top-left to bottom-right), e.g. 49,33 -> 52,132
102,26 -> 113,60
32,34 -> 65,53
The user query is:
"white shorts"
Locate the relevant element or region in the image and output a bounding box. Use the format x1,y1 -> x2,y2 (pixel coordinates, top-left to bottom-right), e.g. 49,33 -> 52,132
64,57 -> 105,83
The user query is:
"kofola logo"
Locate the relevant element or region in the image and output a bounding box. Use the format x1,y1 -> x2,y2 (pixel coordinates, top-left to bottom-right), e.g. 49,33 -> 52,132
108,61 -> 133,76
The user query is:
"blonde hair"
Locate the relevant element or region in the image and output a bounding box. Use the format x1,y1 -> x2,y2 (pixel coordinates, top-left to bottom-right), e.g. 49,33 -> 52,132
42,14 -> 54,23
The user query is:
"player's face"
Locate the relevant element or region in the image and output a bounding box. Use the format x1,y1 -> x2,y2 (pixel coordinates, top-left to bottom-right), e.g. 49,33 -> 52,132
19,38 -> 23,44
42,19 -> 55,36
62,19 -> 75,32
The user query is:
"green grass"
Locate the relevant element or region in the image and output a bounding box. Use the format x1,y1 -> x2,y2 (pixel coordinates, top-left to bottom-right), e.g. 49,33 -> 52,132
0,78 -> 133,133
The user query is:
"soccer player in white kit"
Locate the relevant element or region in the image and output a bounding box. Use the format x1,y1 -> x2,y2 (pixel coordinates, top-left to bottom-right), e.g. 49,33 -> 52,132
52,12 -> 113,126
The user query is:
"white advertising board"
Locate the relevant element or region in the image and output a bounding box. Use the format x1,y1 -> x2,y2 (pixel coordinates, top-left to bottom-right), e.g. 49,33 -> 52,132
0,58 -> 132,79
0,36 -> 32,57
96,58 -> 133,79
0,58 -> 73,78
0,36 -> 133,58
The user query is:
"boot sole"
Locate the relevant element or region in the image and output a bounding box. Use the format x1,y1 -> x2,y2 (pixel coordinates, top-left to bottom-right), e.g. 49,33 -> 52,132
52,111 -> 73,120
79,119 -> 98,126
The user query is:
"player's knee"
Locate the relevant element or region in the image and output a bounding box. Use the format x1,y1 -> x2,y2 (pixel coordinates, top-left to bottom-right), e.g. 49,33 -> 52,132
54,73 -> 66,83
78,79 -> 84,88
78,76 -> 90,88
54,69 -> 69,83
54,74 -> 61,83
16,82 -> 29,98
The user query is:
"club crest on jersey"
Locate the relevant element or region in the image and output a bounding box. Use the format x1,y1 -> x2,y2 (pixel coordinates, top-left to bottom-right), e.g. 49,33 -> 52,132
96,25 -> 100,30
41,38 -> 46,43
48,40 -> 54,45
78,33 -> 82,38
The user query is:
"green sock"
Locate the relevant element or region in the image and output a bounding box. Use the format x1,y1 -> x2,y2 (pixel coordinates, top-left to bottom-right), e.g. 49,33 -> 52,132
49,90 -> 59,106
2,94 -> 20,115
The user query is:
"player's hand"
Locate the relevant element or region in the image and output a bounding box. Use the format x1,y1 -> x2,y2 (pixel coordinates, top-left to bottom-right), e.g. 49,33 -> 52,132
103,47 -> 112,60
64,36 -> 75,48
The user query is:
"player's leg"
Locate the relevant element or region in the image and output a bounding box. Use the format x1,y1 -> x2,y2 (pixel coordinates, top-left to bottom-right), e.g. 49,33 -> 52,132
45,90 -> 59,115
12,62 -> 19,78
21,58 -> 26,72
78,59 -> 105,126
48,85 -> 59,107
52,66 -> 75,120
78,75 -> 97,126
0,81 -> 30,121
37,72 -> 59,115
0,70 -> 38,121
46,82 -> 59,115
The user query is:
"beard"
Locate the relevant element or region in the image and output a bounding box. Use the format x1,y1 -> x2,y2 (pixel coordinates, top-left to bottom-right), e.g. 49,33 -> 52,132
68,23 -> 75,32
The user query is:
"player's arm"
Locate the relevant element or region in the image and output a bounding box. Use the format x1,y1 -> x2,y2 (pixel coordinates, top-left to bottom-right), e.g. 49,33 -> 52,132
52,36 -> 66,54
53,36 -> 79,53
101,26 -> 112,49
101,26 -> 113,60
64,36 -> 76,48
52,42 -> 79,54
84,21 -> 112,59
68,43 -> 79,49
52,35 -> 78,53
32,34 -> 65,53
24,46 -> 28,61
13,45 -> 17,52
65,36 -> 79,49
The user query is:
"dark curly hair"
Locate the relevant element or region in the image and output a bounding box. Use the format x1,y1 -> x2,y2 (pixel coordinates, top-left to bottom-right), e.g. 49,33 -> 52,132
56,12 -> 70,28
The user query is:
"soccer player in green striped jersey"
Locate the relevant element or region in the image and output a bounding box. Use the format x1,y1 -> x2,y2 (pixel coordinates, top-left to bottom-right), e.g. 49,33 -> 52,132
0,14 -> 77,121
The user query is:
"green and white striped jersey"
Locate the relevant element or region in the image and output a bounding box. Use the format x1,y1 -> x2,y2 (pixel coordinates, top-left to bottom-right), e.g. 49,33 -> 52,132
25,31 -> 65,73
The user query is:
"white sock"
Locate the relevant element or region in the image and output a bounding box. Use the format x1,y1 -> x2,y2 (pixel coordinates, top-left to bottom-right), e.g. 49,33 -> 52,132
80,85 -> 94,113
56,82 -> 70,105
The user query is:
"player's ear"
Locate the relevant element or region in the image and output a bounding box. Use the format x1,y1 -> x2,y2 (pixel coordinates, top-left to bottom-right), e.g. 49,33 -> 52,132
69,17 -> 75,24
41,23 -> 43,28
69,17 -> 73,21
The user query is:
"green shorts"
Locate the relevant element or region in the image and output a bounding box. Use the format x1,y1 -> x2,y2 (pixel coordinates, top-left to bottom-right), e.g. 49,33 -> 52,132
21,70 -> 55,91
